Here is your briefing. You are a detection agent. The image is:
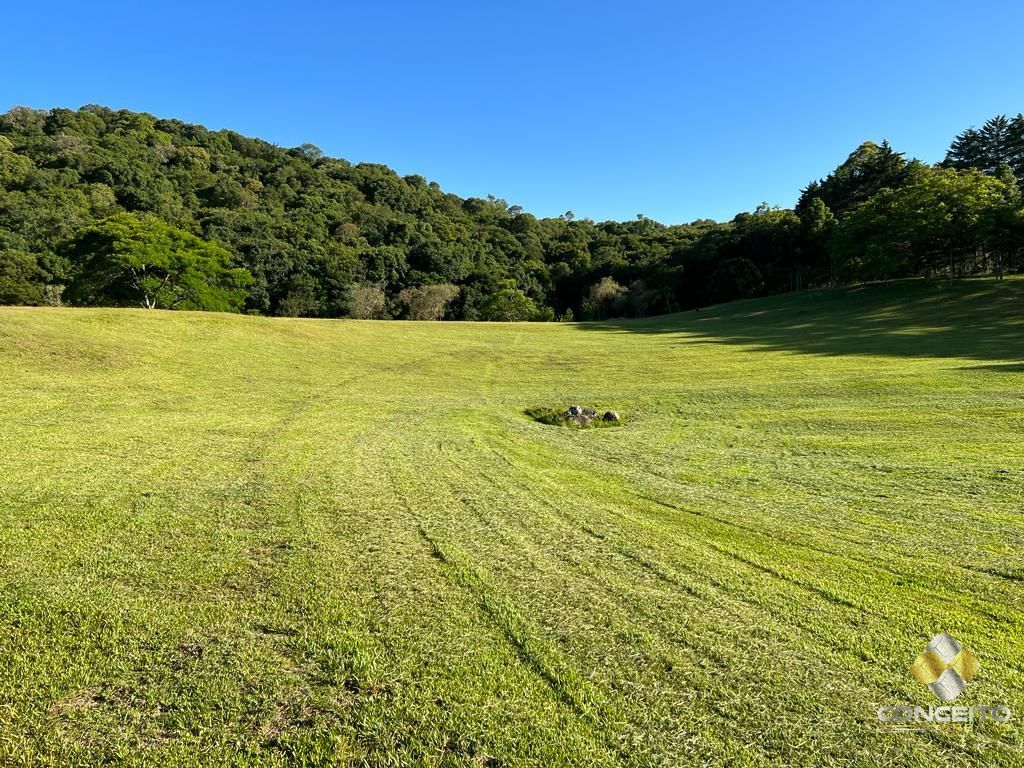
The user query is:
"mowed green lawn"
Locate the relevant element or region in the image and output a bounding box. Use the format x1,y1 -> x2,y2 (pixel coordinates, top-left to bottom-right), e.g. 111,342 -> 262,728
0,279 -> 1022,767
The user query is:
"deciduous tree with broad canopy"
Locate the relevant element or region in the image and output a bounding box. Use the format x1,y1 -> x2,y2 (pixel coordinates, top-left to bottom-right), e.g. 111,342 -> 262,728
61,213 -> 252,311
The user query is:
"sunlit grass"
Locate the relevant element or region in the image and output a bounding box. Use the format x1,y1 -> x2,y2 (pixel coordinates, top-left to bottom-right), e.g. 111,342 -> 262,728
0,278 -> 1022,766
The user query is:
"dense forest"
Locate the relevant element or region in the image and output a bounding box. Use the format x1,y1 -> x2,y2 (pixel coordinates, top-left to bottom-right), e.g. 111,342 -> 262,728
1,106 -> 1022,319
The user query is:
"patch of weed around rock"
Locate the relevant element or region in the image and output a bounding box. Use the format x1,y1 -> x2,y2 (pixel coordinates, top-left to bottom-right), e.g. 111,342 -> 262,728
525,406 -> 624,428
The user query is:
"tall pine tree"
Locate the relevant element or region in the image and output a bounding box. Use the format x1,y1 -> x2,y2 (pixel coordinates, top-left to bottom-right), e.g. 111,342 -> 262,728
945,113 -> 1024,184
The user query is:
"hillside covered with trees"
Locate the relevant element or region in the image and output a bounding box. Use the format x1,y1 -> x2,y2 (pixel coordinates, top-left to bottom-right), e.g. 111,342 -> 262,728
1,106 -> 1022,319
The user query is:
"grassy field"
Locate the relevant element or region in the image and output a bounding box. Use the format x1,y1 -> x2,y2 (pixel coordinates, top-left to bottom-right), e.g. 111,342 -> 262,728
0,278 -> 1022,767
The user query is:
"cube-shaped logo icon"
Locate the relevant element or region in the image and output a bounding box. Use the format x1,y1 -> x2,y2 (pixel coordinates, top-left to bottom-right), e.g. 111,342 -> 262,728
909,632 -> 979,702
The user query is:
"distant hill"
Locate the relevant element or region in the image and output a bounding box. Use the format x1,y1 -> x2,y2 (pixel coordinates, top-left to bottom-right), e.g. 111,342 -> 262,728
1,106 -> 1021,319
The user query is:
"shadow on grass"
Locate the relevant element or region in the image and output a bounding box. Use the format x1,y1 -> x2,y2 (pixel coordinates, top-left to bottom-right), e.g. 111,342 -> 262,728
957,362 -> 1024,373
578,278 -> 1024,361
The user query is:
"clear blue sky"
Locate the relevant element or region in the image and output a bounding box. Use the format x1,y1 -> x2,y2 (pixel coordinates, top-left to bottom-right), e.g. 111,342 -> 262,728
3,1 -> 1023,223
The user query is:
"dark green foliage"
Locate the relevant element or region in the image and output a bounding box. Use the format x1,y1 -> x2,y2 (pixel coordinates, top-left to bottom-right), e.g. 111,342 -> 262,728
797,141 -> 911,218
944,114 -> 1024,183
798,198 -> 838,286
0,250 -> 49,305
708,257 -> 764,303
1,106 -> 1023,318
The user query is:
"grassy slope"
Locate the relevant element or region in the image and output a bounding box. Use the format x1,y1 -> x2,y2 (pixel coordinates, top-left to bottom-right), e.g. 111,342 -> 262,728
0,278 -> 1022,767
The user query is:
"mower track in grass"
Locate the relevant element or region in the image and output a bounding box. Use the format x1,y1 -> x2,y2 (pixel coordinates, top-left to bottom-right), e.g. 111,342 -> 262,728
0,279 -> 1022,766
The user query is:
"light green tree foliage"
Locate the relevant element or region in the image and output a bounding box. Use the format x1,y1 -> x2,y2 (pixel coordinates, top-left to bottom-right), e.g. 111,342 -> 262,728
0,135 -> 34,186
478,280 -> 538,321
978,166 -> 1024,278
62,213 -> 252,310
832,166 -> 1019,281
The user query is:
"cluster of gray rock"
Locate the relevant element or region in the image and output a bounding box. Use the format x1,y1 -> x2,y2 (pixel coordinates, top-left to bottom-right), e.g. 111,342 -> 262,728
566,404 -> 620,426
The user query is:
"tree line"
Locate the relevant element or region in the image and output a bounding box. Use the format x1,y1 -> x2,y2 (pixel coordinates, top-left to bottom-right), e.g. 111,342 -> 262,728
1,106 -> 1022,319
